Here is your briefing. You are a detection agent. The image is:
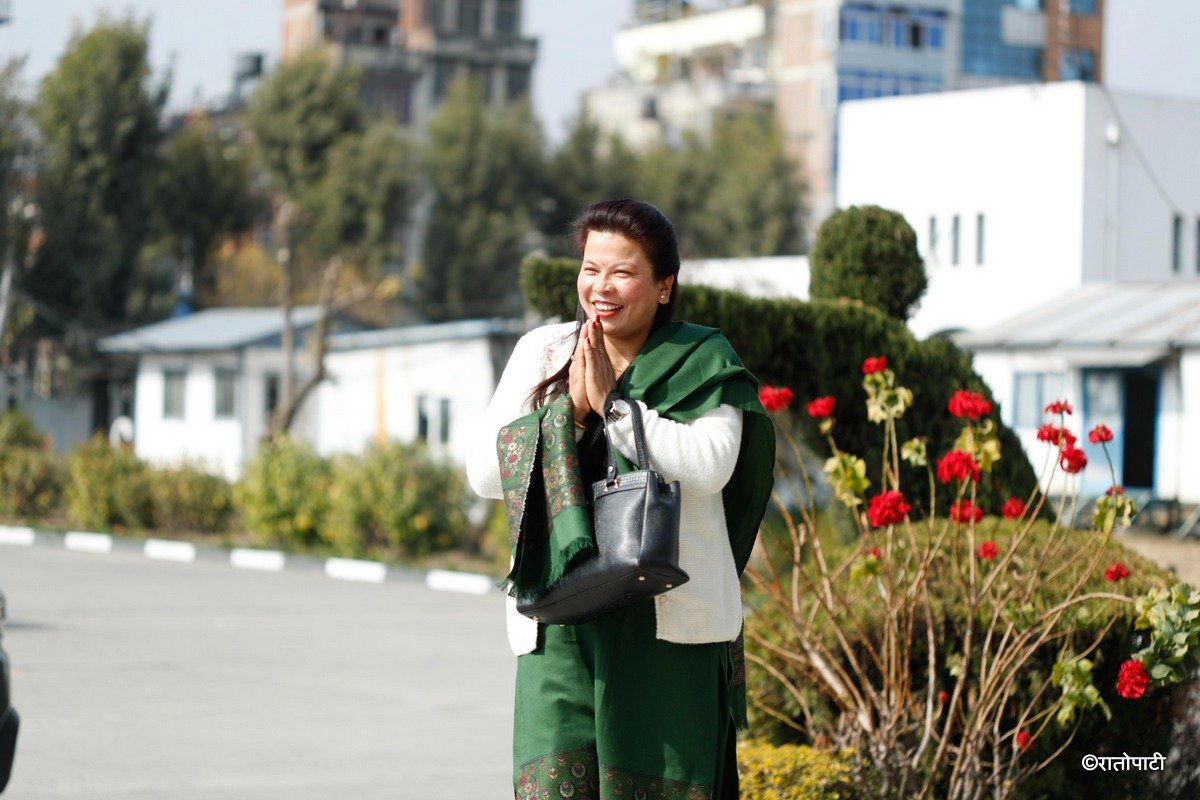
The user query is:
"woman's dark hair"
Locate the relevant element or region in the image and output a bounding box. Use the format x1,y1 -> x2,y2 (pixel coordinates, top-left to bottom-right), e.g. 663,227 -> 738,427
528,199 -> 681,409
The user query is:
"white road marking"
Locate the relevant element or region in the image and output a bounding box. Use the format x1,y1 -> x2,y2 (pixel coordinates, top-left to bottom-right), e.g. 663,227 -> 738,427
0,525 -> 36,546
324,558 -> 387,583
426,569 -> 493,595
144,538 -> 198,563
230,548 -> 286,572
64,531 -> 114,554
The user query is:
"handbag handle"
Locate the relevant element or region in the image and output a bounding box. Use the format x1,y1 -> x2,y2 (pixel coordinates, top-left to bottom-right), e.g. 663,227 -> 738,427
602,394 -> 650,485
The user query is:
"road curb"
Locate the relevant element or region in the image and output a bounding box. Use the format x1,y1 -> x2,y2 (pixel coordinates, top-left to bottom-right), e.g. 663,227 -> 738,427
0,523 -> 497,596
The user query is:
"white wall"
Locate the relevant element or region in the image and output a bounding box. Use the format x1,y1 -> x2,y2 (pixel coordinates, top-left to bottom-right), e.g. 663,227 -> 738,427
1156,351 -> 1200,504
838,82 -> 1200,337
1082,90 -> 1200,282
1104,0 -> 1200,104
318,336 -> 499,464
134,353 -> 245,480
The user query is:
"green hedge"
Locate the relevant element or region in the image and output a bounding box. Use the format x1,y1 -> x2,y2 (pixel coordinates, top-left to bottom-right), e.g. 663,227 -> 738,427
235,437 -> 333,549
520,256 -> 1037,512
66,434 -> 156,530
325,440 -> 469,559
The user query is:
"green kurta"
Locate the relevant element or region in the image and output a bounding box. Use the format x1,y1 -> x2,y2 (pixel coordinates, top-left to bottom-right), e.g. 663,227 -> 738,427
499,321 -> 775,800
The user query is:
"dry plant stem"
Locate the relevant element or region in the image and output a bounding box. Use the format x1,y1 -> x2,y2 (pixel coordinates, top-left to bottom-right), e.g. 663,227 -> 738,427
745,650 -> 816,732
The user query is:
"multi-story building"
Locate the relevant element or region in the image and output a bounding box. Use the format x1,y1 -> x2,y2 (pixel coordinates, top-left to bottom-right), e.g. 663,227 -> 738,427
282,0 -> 537,125
587,1 -> 1107,236
585,1 -> 772,151
776,0 -> 1105,228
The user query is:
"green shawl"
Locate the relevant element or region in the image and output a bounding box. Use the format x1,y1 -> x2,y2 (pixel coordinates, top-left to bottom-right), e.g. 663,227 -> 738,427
497,321 -> 776,603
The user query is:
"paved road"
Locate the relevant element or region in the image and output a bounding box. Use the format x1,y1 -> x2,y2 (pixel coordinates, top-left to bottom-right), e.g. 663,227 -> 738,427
0,544 -> 515,799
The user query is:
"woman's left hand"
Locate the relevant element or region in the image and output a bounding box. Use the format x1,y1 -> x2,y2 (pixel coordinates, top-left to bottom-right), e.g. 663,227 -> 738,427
582,318 -> 618,414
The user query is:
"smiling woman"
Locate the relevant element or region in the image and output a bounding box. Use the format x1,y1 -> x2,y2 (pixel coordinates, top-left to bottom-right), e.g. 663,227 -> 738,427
466,199 -> 776,799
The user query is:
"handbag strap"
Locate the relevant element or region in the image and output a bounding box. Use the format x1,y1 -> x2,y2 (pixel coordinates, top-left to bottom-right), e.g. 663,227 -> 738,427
602,395 -> 650,485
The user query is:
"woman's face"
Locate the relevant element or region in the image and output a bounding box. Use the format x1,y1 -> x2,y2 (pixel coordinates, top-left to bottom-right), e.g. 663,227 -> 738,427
577,230 -> 673,345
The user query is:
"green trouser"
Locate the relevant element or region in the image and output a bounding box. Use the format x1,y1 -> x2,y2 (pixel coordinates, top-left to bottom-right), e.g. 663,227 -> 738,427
513,600 -> 740,800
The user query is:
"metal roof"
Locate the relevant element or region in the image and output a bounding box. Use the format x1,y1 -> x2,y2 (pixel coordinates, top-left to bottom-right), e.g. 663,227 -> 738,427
328,318 -> 526,351
97,307 -> 326,354
955,282 -> 1200,354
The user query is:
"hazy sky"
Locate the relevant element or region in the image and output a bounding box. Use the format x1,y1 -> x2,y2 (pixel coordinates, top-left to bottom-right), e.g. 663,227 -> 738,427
0,0 -> 629,141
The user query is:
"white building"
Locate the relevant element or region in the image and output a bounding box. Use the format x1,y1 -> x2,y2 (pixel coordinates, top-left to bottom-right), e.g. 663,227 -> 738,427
957,282 -> 1200,508
837,81 -> 1200,338
96,308 -> 522,479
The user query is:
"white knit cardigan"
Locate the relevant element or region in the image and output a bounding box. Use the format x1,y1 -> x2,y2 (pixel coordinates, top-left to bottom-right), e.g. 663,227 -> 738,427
465,322 -> 745,656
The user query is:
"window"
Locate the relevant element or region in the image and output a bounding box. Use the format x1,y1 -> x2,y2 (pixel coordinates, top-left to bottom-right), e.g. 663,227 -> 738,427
264,373 -> 280,418
506,66 -> 530,100
458,0 -> 481,35
1061,49 -> 1096,81
163,370 -> 186,419
424,0 -> 443,31
496,0 -> 519,34
951,215 -> 961,266
928,215 -> 938,259
433,58 -> 457,100
1070,0 -> 1097,14
439,398 -> 452,444
416,395 -> 429,442
1172,214 -> 1183,273
975,213 -> 986,265
215,370 -> 237,419
1014,372 -> 1065,428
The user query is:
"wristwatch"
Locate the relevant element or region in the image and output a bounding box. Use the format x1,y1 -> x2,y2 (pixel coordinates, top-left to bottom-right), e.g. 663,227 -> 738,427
604,392 -> 630,423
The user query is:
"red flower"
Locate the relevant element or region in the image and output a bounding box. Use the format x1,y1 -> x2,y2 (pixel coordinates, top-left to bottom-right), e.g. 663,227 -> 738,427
937,690 -> 949,705
1116,659 -> 1149,699
862,356 -> 887,375
1107,485 -> 1125,496
948,390 -> 992,419
758,385 -> 795,412
1015,730 -> 1033,750
1088,424 -> 1113,444
806,396 -> 836,418
950,500 -> 984,525
871,546 -> 882,559
1036,424 -> 1077,447
937,450 -> 981,484
1001,497 -> 1026,520
867,491 -> 911,527
1045,400 -> 1074,415
977,539 -> 998,558
1105,562 -> 1130,582
1060,445 -> 1088,474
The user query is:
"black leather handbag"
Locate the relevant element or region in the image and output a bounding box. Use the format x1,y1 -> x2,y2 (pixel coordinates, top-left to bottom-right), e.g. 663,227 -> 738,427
516,397 -> 687,625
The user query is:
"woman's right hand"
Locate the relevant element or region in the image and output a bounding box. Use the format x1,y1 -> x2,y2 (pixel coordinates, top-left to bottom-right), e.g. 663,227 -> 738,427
568,326 -> 590,424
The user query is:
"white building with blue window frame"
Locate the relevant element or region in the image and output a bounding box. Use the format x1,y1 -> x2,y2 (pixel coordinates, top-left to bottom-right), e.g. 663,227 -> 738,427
96,308 -> 524,480
956,282 -> 1200,507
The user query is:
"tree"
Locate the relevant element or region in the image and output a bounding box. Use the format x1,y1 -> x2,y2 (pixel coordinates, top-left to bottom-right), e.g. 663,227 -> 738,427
419,76 -> 545,320
541,108 -> 639,254
0,58 -> 35,347
809,205 -> 928,323
689,110 -> 804,257
29,18 -> 168,328
630,110 -> 805,259
244,56 -> 413,437
155,115 -> 262,304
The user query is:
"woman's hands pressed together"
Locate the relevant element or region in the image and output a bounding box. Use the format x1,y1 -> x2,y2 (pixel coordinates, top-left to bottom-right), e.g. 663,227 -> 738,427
569,318 -> 620,425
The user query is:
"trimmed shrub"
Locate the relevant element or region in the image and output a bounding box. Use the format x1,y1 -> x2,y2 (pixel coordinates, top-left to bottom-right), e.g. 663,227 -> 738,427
324,440 -> 470,558
149,463 -> 234,533
66,434 -> 154,530
809,205 -> 927,322
235,437 -> 332,548
0,410 -> 50,450
737,740 -> 854,799
519,256 -> 1037,513
0,446 -> 65,519
0,411 -> 64,520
